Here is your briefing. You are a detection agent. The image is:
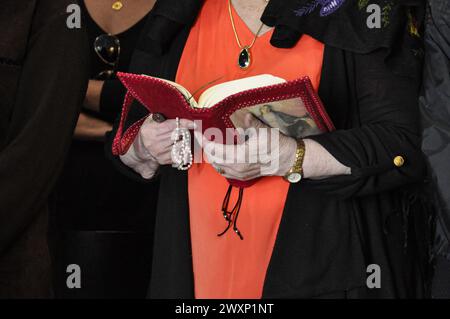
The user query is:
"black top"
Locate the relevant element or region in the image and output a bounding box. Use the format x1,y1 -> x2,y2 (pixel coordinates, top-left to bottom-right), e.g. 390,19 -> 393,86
81,0 -> 147,123
83,2 -> 144,76
51,3 -> 157,232
107,1 -> 431,298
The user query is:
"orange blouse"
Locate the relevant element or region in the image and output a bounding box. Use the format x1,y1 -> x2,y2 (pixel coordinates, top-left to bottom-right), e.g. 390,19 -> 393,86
175,0 -> 324,299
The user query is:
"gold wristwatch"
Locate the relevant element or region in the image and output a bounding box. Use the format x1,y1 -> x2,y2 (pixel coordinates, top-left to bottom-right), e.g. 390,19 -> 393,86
284,139 -> 306,183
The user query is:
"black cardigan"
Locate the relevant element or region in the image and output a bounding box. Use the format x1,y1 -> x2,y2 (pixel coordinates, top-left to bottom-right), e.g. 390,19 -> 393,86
107,4 -> 430,298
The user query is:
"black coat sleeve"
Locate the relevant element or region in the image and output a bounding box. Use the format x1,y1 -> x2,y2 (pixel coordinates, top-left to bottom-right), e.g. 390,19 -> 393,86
305,48 -> 426,199
98,78 -> 127,123
0,9 -> 89,254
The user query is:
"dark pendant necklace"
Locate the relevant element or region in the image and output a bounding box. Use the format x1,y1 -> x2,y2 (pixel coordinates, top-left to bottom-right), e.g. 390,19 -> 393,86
238,46 -> 251,69
228,0 -> 265,70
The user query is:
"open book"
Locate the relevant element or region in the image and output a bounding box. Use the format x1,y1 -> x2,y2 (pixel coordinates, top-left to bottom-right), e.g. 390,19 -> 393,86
112,73 -> 335,158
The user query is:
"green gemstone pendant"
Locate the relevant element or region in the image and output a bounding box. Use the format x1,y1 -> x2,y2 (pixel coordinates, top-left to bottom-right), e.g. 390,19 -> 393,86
238,47 -> 251,69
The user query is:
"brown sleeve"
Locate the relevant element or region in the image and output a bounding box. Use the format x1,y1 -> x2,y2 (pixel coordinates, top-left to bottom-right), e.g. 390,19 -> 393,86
0,5 -> 89,254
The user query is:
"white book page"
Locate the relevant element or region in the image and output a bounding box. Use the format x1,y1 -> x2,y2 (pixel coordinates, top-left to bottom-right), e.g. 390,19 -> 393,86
141,74 -> 286,109
197,74 -> 286,109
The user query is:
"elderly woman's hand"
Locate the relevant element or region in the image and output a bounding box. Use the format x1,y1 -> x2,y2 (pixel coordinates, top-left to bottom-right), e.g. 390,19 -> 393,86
195,113 -> 298,181
120,115 -> 196,179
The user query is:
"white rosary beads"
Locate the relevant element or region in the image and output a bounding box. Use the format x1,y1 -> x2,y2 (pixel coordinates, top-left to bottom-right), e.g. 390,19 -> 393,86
171,117 -> 193,170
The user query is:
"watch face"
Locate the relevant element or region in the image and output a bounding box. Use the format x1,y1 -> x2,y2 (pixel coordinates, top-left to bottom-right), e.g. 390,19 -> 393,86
287,172 -> 302,183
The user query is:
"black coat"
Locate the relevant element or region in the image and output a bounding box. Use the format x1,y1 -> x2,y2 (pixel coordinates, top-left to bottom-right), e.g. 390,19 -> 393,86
420,0 -> 450,298
0,0 -> 89,297
108,2 -> 430,298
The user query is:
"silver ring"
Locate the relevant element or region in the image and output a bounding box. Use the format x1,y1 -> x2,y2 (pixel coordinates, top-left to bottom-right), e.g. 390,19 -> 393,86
213,164 -> 225,175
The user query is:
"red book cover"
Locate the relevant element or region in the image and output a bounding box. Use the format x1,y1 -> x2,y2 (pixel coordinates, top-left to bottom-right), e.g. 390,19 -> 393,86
112,72 -> 335,162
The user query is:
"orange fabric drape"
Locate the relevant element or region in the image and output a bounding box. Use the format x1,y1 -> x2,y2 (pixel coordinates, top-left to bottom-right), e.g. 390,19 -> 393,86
175,0 -> 324,299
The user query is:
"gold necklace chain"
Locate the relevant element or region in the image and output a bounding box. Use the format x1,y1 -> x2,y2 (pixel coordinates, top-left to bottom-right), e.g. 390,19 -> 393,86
228,0 -> 265,50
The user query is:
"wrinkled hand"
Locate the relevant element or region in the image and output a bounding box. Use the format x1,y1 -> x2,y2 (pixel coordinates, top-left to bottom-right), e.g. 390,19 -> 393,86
120,115 -> 195,179
194,113 -> 297,181
136,116 -> 196,164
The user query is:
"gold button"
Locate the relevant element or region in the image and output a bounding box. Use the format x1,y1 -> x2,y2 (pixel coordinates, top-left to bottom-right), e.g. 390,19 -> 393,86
394,156 -> 405,167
